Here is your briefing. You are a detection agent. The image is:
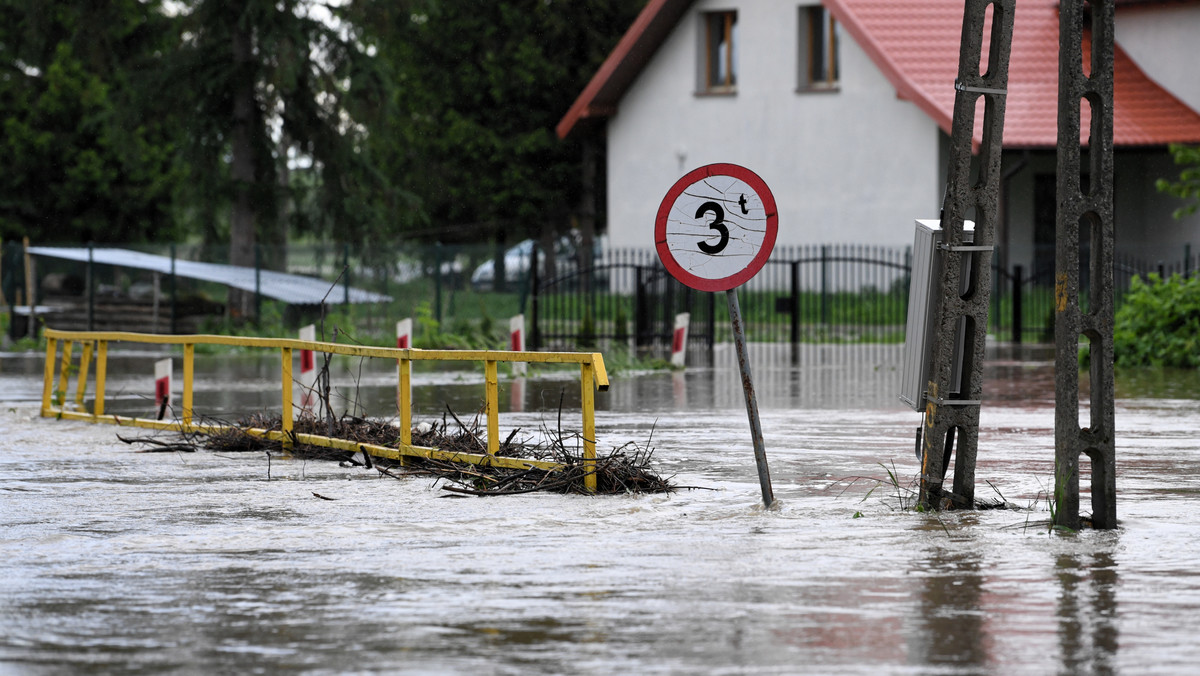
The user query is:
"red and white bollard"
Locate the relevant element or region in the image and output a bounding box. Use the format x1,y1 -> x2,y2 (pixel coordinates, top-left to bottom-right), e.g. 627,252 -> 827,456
396,317 -> 412,412
671,312 -> 690,367
298,324 -> 316,415
509,314 -> 526,376
396,318 -> 412,350
154,358 -> 172,420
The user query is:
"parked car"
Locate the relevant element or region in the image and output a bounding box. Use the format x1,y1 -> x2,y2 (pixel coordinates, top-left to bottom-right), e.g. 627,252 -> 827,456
471,236 -> 596,291
395,255 -> 464,286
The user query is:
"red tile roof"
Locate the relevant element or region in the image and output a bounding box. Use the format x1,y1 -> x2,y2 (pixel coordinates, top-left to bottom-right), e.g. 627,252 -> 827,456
1114,0 -> 1200,6
827,0 -> 1200,147
558,0 -> 1200,147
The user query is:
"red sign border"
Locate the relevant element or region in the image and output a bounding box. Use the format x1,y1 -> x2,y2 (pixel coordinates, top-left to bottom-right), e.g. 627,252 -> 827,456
654,163 -> 778,292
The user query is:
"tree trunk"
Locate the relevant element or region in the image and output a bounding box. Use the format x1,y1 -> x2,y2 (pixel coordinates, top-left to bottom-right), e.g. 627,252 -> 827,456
579,138 -> 597,294
267,139 -> 292,272
229,18 -> 257,319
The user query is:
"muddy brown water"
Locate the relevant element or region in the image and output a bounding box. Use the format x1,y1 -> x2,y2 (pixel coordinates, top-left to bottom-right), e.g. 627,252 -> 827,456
2,344 -> 1199,674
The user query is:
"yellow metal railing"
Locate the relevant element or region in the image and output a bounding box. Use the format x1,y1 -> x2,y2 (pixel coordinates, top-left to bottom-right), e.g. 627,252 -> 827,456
41,329 -> 609,491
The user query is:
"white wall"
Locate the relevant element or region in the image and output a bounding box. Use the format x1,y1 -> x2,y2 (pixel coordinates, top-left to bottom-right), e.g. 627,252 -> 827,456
604,0 -> 942,253
1117,5 -> 1200,115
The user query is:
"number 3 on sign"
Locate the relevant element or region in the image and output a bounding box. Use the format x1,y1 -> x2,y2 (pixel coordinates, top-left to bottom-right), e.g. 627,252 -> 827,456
694,201 -> 730,254
655,163 -> 778,292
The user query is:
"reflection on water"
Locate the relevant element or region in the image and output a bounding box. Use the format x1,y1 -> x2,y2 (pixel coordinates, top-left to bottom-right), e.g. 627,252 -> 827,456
1057,552 -> 1119,676
909,541 -> 988,668
1115,367 -> 1200,400
3,342 -> 1199,420
1,343 -> 910,418
707,342 -> 906,411
3,361 -> 1200,674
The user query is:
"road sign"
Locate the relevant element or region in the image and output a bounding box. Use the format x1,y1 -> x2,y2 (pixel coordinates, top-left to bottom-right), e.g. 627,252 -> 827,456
655,163 -> 778,292
655,163 -> 778,508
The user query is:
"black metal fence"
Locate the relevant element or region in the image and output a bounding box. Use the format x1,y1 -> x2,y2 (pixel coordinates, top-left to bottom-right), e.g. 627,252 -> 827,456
989,245 -> 1197,344
7,238 -> 1195,355
528,242 -> 1199,360
526,244 -> 911,363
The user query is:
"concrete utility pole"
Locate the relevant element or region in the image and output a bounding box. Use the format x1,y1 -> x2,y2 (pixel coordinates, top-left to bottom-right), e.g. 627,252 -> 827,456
918,0 -> 1015,510
1054,0 -> 1117,530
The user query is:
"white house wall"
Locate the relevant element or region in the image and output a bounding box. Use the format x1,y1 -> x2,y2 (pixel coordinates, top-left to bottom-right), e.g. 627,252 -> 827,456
1116,5 -> 1200,115
605,0 -> 943,255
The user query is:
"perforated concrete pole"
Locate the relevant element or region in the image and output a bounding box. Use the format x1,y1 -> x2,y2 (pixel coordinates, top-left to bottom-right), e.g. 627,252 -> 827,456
1055,0 -> 1117,530
918,0 -> 1015,510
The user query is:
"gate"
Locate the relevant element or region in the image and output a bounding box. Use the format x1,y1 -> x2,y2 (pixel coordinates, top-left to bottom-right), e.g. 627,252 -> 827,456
527,247 -> 714,363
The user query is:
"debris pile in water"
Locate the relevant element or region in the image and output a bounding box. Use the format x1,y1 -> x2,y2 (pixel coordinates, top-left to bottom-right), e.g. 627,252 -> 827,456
120,408 -> 674,496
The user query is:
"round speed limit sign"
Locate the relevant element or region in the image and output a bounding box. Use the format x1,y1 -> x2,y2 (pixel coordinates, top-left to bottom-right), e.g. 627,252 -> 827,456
654,163 -> 778,292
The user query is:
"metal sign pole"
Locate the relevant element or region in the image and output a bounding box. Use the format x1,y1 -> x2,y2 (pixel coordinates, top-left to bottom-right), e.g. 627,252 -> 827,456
727,288 -> 774,508
655,163 -> 778,509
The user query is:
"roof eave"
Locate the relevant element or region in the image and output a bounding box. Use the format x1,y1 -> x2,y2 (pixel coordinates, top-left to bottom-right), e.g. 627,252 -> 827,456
556,0 -> 695,140
823,0 -> 957,138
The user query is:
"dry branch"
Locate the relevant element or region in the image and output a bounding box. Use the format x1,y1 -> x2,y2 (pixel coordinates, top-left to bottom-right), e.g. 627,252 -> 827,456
120,409 -> 673,497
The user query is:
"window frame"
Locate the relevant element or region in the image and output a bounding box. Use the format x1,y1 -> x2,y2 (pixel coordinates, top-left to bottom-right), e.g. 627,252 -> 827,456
700,10 -> 738,95
798,5 -> 840,93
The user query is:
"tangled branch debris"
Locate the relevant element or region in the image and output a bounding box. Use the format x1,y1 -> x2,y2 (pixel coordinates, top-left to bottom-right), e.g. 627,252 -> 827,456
118,409 -> 674,496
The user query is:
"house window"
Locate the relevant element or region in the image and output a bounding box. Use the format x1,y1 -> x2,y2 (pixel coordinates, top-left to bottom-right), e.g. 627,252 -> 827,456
702,11 -> 737,93
799,6 -> 839,90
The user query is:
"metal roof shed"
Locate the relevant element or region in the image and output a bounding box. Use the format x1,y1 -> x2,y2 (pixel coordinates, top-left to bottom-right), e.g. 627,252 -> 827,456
28,247 -> 391,305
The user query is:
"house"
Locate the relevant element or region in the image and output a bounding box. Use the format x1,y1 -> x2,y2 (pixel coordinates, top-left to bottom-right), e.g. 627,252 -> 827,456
557,0 -> 1200,279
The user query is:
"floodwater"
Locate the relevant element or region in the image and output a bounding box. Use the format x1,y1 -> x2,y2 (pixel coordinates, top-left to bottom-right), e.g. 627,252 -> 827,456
2,344 -> 1200,674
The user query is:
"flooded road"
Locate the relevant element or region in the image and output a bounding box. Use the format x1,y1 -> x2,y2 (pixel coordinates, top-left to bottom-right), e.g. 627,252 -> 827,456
2,345 -> 1200,674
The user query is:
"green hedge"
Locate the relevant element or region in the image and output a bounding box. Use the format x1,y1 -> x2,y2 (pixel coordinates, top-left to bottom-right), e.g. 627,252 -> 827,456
1113,274 -> 1200,368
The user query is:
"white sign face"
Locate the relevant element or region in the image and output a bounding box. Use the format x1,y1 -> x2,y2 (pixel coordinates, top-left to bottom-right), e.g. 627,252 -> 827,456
655,164 -> 777,292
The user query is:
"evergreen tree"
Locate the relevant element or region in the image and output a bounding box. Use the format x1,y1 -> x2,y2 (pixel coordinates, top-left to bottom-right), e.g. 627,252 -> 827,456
365,0 -> 643,247
0,1 -> 184,243
161,0 -> 411,314
0,0 -> 641,286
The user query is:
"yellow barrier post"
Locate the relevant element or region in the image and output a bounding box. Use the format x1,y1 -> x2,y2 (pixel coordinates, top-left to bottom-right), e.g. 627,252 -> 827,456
281,347 -> 293,450
485,359 -> 499,454
94,341 -> 107,418
56,339 -> 74,410
75,341 -> 93,409
39,330 -> 609,484
399,356 -> 412,446
582,361 -> 597,493
41,336 -> 57,416
183,343 -> 195,430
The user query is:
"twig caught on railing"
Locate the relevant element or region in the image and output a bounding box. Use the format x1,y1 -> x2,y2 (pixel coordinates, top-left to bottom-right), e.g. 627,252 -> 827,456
118,406 -> 674,497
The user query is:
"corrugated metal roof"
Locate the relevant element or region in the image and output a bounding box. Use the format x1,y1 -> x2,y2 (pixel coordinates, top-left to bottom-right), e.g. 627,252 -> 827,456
28,247 -> 391,305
